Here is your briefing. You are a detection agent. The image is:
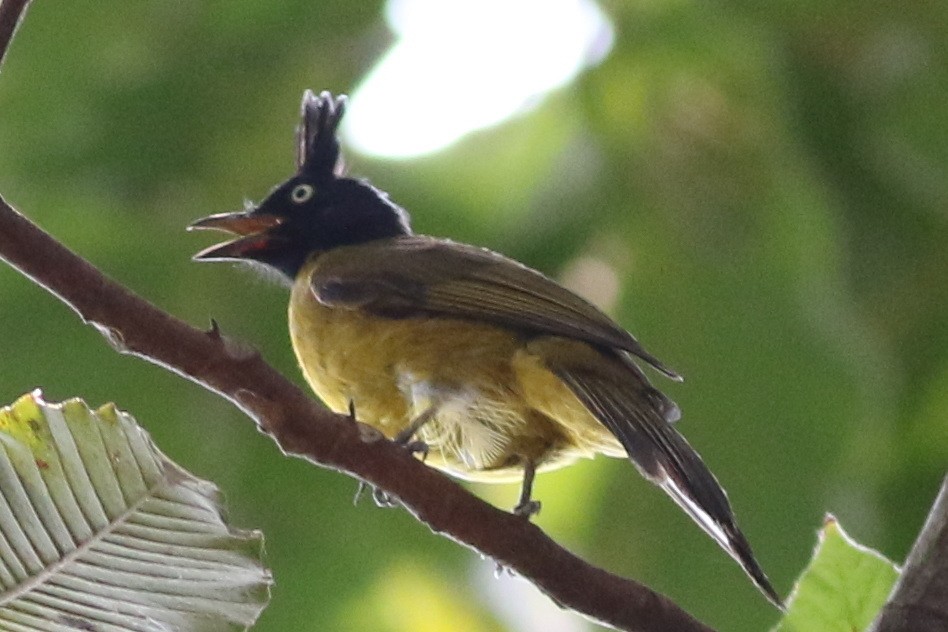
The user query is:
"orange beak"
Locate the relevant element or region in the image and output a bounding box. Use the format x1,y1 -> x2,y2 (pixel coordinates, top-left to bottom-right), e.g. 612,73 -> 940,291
188,211 -> 284,261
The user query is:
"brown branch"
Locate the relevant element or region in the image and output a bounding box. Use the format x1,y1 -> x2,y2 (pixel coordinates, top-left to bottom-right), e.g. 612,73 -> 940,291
868,476 -> 948,632
0,0 -> 32,70
0,194 -> 714,632
0,4 -> 712,629
0,195 -> 712,632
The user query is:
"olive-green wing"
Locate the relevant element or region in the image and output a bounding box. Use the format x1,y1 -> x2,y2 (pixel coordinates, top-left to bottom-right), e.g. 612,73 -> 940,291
308,235 -> 680,381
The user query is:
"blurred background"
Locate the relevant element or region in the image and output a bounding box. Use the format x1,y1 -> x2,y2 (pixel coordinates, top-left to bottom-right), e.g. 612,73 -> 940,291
1,0 -> 946,630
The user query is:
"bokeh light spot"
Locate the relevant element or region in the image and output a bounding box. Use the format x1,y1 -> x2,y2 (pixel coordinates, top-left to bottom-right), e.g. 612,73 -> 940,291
343,0 -> 614,159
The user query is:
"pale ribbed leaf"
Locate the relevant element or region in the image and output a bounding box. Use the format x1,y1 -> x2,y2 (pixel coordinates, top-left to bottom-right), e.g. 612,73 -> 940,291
0,392 -> 271,631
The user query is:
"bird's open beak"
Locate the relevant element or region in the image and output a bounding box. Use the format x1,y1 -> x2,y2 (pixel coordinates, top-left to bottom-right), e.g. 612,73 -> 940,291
188,211 -> 285,261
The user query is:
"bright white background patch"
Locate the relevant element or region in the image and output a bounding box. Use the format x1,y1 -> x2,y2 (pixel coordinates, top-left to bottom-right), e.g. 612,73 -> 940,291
343,0 -> 614,159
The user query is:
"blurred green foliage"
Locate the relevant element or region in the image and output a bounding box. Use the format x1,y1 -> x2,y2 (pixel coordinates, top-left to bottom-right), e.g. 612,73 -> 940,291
1,0 -> 945,630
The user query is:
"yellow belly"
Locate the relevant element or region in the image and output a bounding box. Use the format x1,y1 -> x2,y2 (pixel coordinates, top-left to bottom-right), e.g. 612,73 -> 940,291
288,263 -> 622,482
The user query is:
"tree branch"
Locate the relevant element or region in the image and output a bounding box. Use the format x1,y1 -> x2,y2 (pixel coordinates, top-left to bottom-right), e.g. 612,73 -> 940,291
0,4 -> 714,629
0,194 -> 716,632
868,476 -> 948,632
0,0 -> 31,70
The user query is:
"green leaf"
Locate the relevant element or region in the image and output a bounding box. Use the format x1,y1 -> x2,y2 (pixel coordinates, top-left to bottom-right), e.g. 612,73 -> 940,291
773,516 -> 899,632
0,391 -> 271,631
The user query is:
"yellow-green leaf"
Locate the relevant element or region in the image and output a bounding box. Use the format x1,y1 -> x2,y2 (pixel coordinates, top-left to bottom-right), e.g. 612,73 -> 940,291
773,516 -> 899,632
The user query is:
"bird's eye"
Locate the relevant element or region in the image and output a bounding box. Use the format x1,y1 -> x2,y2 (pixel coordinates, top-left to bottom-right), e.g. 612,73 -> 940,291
290,184 -> 315,204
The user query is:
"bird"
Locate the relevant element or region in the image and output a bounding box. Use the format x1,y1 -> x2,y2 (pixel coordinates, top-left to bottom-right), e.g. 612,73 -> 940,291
189,90 -> 782,607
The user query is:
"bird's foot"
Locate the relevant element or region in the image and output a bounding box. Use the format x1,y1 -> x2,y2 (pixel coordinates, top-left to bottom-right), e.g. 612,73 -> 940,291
393,422 -> 430,462
353,481 -> 400,508
513,458 -> 540,518
513,499 -> 541,519
392,407 -> 436,455
352,481 -> 368,506
371,487 -> 398,508
403,439 -> 429,462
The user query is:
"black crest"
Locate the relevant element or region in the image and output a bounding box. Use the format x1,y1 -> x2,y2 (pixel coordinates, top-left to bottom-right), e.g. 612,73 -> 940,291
296,90 -> 347,180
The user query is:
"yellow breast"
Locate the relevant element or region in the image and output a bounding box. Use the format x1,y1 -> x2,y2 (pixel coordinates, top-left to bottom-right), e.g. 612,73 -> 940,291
287,257 -> 621,481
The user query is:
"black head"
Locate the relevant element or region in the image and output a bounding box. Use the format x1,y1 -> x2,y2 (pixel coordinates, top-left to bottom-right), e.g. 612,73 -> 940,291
190,91 -> 411,282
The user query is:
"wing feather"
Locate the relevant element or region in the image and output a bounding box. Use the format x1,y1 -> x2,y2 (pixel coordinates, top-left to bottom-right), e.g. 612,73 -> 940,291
310,236 -> 680,380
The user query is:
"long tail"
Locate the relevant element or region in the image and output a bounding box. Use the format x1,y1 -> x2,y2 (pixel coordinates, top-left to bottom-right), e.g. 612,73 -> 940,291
556,365 -> 783,608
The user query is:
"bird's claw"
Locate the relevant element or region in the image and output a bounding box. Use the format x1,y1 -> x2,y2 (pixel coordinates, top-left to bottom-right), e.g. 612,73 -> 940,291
404,439 -> 429,461
393,422 -> 430,461
353,481 -> 400,508
353,481 -> 368,506
513,499 -> 541,519
372,487 -> 398,508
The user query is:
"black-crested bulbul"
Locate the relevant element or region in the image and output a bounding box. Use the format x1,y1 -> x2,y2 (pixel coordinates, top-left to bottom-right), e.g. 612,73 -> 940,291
190,91 -> 781,607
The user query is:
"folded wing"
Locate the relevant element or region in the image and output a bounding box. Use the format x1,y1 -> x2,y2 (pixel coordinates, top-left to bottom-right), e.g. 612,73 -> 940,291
309,235 -> 681,383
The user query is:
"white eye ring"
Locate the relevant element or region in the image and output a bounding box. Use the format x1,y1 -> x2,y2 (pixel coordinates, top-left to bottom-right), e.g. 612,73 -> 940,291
290,184 -> 315,204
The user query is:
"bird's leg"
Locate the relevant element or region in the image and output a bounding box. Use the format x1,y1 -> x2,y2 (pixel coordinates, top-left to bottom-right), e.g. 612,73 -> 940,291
349,399 -> 374,506
353,481 -> 399,509
350,399 -> 366,503
493,460 -> 541,575
371,407 -> 439,507
513,459 -> 541,518
352,484 -> 366,506
355,405 -> 437,508
393,405 -> 438,461
349,399 -> 398,508
394,405 -> 437,443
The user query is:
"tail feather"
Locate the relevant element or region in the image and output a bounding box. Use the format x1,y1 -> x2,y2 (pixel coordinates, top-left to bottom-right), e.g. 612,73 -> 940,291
654,451 -> 784,609
557,366 -> 783,608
